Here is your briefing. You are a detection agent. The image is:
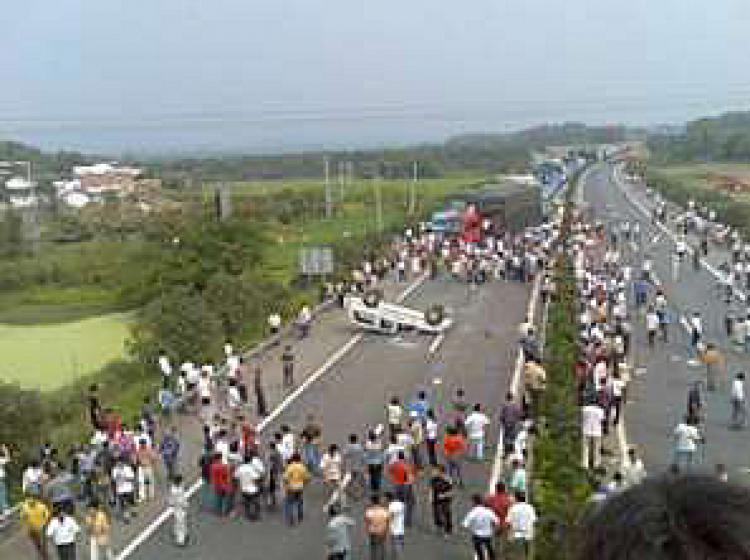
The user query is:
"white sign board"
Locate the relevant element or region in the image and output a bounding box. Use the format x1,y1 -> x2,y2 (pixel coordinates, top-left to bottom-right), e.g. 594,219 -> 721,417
300,246 -> 334,275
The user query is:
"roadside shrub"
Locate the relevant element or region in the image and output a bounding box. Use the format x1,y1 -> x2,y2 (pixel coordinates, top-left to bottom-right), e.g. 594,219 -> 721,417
532,172 -> 591,559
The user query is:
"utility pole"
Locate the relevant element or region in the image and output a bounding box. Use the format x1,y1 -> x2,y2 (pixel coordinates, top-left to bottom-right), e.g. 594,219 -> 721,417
324,157 -> 332,218
374,170 -> 383,234
409,161 -> 418,215
338,160 -> 345,208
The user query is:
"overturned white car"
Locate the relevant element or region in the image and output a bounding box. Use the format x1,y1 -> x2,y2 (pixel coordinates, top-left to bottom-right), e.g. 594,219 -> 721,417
346,290 -> 453,334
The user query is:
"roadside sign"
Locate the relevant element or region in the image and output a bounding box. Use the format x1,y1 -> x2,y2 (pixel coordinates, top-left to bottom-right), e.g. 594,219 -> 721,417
299,245 -> 334,275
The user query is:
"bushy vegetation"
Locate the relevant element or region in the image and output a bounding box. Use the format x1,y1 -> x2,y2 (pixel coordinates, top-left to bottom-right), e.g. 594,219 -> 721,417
144,122 -> 629,182
533,257 -> 591,559
646,168 -> 750,238
532,173 -> 591,559
0,173 -> 454,499
649,111 -> 750,163
0,358 -> 153,503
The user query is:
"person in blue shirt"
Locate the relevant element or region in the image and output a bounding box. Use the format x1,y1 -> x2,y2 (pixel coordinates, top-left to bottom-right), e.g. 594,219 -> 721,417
633,278 -> 649,308
408,391 -> 430,421
159,427 -> 181,481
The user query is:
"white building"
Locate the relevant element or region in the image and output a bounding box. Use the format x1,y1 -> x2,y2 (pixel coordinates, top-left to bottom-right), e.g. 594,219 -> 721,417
4,176 -> 38,208
55,162 -> 145,208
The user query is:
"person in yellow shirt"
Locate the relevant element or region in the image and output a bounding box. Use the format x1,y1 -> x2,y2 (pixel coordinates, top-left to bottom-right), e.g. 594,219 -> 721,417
20,495 -> 51,560
85,498 -> 113,560
282,452 -> 310,526
524,359 -> 547,418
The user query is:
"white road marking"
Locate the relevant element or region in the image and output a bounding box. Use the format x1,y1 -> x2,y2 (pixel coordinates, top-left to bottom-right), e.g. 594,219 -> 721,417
427,333 -> 445,355
612,164 -> 746,304
488,274 -> 542,492
616,412 -> 629,465
116,274 -> 428,560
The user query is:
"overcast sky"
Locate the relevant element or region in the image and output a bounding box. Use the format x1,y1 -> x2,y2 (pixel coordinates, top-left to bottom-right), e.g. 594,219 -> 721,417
2,0 -> 749,154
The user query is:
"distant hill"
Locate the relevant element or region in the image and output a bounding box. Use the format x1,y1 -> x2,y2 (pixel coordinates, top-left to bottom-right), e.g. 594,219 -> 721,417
144,122 -> 637,183
446,122 -> 632,151
648,110 -> 750,163
1,121 -> 637,183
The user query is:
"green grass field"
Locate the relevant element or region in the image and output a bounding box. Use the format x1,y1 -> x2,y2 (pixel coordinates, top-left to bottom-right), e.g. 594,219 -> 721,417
0,174 -> 483,388
222,175 -> 484,281
0,312 -> 132,390
653,163 -> 750,203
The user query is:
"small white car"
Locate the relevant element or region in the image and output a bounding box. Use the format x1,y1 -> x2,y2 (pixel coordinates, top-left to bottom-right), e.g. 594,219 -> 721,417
345,291 -> 452,335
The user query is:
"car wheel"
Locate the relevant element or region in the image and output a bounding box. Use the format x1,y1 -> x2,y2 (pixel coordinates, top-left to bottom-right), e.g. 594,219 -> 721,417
363,289 -> 383,308
424,304 -> 445,326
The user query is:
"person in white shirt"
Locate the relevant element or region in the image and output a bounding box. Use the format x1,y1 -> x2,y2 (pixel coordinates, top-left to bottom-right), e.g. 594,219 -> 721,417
297,306 -> 312,338
158,353 -> 172,379
424,410 -> 439,467
689,312 -> 703,351
730,372 -> 747,429
462,494 -> 499,560
234,451 -> 265,521
168,475 -> 189,546
112,459 -> 136,521
279,425 -> 295,463
198,369 -> 212,410
673,416 -> 702,472
506,492 -> 537,557
582,402 -> 605,469
621,447 -> 647,487
46,510 -> 80,560
22,462 -> 44,495
320,444 -> 343,492
0,444 -> 9,517
654,292 -> 669,342
268,312 -> 282,336
226,353 -> 240,380
396,259 -> 407,282
645,306 -> 659,348
386,397 -> 404,439
464,404 -> 491,461
386,492 -> 406,555
608,373 -> 626,426
227,380 -> 242,411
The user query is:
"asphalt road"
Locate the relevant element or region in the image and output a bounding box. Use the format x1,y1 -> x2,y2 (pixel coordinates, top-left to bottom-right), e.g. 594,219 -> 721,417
125,275 -> 530,560
582,163 -> 750,479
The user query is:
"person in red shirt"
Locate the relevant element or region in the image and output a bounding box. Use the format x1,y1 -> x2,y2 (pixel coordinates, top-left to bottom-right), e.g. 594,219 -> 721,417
387,451 -> 416,527
484,481 -> 511,532
104,409 -> 122,440
209,453 -> 233,516
442,426 -> 467,487
239,417 -> 257,455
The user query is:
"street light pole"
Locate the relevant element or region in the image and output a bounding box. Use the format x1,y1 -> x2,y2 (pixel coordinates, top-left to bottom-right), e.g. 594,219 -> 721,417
324,157 -> 332,218
409,161 -> 418,215
338,160 -> 345,208
374,171 -> 383,234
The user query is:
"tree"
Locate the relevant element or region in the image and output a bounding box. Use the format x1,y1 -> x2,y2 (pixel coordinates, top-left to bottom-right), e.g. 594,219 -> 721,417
0,210 -> 24,257
128,285 -> 224,364
204,271 -> 290,341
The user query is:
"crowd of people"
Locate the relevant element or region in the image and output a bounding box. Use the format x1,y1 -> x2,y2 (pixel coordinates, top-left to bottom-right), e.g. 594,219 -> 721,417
5,380 -> 188,560
189,218 -> 558,560
2,212 -> 560,560
570,215 -> 649,495
573,177 -> 750,502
